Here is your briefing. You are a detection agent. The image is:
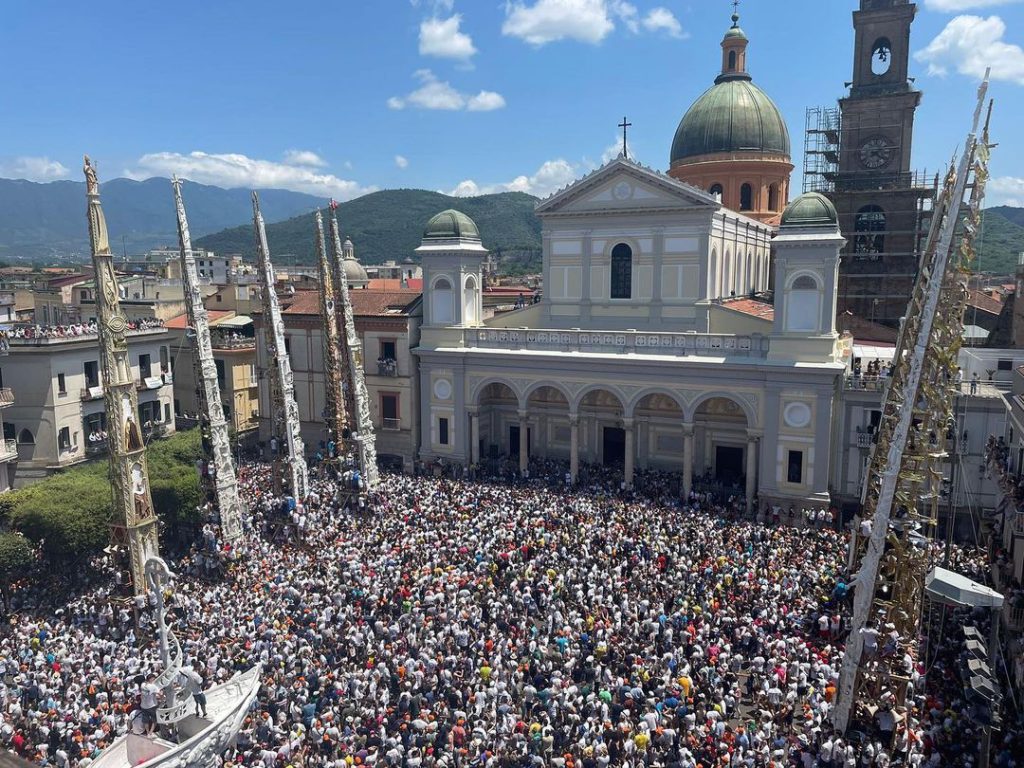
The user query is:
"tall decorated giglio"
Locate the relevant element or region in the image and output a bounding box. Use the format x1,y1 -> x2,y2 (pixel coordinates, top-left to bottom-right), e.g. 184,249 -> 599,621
84,156 -> 160,594
328,203 -> 378,489
172,177 -> 245,541
253,192 -> 309,499
314,211 -> 348,454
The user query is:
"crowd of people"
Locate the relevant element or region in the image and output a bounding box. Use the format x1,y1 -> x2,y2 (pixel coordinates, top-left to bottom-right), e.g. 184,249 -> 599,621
5,317 -> 164,342
0,459 -> 1020,767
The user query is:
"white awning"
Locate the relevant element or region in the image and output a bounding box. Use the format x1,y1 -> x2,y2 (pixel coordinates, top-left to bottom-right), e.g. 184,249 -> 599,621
853,344 -> 897,361
217,315 -> 252,328
925,567 -> 1004,609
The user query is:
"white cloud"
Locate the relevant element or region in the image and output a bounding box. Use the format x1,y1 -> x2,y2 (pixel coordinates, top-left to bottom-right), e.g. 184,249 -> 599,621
125,151 -> 373,199
395,155 -> 409,169
410,0 -> 454,10
987,176 -> 1024,207
916,15 -> 1024,84
388,69 -> 506,111
0,156 -> 70,181
281,149 -> 326,167
502,0 -> 690,45
502,0 -> 616,45
600,135 -> 634,163
447,159 -> 577,198
467,90 -> 507,111
924,0 -> 1020,11
419,14 -> 477,60
642,7 -> 685,38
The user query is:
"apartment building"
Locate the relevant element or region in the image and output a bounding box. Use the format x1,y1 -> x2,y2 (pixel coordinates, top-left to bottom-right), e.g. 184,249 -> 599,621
2,325 -> 175,481
254,290 -> 422,469
165,310 -> 260,438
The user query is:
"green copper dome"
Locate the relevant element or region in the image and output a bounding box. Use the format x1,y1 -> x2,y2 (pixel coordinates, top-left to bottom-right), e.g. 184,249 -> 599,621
781,192 -> 838,227
423,209 -> 480,241
670,78 -> 790,164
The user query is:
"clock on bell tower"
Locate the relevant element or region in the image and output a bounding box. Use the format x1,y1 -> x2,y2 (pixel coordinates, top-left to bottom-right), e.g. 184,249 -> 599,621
828,0 -> 935,328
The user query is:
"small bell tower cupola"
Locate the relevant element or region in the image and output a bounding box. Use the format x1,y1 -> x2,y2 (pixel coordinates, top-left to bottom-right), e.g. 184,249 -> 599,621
416,209 -> 487,333
717,6 -> 750,83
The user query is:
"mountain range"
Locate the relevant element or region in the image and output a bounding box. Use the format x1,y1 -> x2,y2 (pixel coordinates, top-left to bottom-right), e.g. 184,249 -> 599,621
1,176 -> 1022,277
193,188 -> 542,266
0,177 -> 326,260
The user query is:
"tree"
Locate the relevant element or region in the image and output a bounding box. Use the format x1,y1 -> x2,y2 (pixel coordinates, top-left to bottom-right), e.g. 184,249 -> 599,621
0,531 -> 34,613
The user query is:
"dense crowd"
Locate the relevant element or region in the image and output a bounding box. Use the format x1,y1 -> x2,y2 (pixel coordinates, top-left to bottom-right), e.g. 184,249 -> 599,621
0,460 -> 1019,767
6,318 -> 164,341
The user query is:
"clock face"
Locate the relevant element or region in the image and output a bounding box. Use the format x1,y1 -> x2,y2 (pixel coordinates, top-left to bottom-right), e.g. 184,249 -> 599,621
859,137 -> 892,169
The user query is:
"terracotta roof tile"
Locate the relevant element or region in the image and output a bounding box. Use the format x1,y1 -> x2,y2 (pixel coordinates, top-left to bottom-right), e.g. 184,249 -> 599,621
281,290 -> 421,317
164,310 -> 234,329
720,297 -> 775,321
967,289 -> 1003,315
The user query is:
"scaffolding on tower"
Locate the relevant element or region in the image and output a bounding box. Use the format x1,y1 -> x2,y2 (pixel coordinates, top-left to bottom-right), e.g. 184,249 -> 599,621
802,105 -> 841,194
327,204 -> 378,490
172,178 -> 245,541
253,193 -> 309,500
831,75 -> 994,734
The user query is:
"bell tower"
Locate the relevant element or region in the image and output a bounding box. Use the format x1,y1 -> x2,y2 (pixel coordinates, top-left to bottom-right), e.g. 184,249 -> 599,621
830,0 -> 934,327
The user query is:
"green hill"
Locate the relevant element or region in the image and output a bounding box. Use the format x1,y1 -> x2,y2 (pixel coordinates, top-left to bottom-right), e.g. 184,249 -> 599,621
977,207 -> 1024,275
194,188 -> 542,265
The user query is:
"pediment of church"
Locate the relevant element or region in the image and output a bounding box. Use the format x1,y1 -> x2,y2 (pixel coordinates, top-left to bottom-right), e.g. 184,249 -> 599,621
535,157 -> 717,216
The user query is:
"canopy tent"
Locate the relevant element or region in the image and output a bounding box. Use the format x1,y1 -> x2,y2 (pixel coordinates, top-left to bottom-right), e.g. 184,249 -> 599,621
215,315 -> 253,328
924,567 -> 1004,609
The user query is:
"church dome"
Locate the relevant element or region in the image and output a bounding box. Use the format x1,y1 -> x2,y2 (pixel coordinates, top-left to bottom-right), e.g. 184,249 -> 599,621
781,192 -> 838,227
670,79 -> 790,164
423,209 -> 480,241
341,237 -> 368,285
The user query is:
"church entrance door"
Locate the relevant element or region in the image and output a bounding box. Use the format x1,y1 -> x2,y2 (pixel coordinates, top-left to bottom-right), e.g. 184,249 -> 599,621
509,425 -> 530,457
715,445 -> 744,484
603,427 -> 626,467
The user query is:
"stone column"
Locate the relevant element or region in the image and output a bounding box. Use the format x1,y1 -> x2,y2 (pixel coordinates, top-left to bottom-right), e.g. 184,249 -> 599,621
682,421 -> 695,499
469,407 -> 480,465
746,430 -> 761,512
518,410 -> 529,475
569,412 -> 580,483
624,417 -> 635,488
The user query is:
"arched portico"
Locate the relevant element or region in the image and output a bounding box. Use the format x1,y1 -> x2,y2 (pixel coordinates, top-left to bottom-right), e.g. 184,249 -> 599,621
473,381 -> 519,467
689,394 -> 759,509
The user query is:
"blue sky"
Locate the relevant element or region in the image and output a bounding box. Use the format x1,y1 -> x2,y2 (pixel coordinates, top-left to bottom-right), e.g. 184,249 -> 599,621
2,0 -> 1023,205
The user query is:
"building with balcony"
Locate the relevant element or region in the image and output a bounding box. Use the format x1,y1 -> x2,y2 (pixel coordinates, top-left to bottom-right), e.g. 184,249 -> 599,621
988,363 -> 1024,689
832,348 -> 1005,536
165,310 -> 259,438
0,325 -> 175,482
253,289 -> 422,469
0,377 -> 18,492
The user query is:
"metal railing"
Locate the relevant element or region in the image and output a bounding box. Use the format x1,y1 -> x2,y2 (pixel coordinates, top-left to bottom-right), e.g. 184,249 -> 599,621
85,441 -> 108,457
211,335 -> 256,350
382,417 -> 401,430
844,375 -> 887,392
377,359 -> 399,377
856,432 -> 873,449
0,387 -> 14,406
466,328 -> 769,358
0,439 -> 17,460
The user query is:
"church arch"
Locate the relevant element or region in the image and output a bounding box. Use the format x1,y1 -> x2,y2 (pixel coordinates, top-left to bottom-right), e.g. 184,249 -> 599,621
17,428 -> 33,444
728,50 -> 737,71
471,378 -> 523,408
871,37 -> 893,76
573,385 -> 626,415
786,271 -> 823,332
854,205 -> 886,257
739,183 -> 754,211
523,381 -> 572,408
687,392 -> 755,426
431,275 -> 454,324
790,273 -> 820,291
709,183 -> 724,199
768,184 -> 779,212
746,251 -> 755,295
610,242 -> 633,299
628,389 -> 686,419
